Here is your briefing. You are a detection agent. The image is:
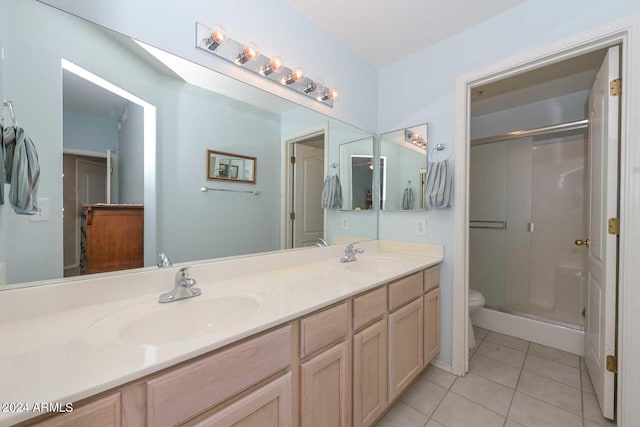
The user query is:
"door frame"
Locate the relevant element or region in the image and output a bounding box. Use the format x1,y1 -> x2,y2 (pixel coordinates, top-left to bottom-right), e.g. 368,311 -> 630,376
281,125 -> 329,249
451,16 -> 640,424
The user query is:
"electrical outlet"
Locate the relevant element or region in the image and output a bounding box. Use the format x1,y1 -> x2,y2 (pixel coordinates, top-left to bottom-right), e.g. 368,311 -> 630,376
415,218 -> 427,236
29,198 -> 49,222
341,217 -> 348,230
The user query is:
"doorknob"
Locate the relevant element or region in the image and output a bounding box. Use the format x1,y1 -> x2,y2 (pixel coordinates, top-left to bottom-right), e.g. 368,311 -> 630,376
575,239 -> 590,247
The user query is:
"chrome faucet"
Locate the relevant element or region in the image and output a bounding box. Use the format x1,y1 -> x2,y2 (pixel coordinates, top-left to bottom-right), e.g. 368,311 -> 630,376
340,243 -> 364,263
157,252 -> 173,268
315,238 -> 329,247
159,266 -> 202,303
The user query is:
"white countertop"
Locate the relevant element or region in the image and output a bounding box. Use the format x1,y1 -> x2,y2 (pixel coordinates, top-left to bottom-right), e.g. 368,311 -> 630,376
0,240 -> 442,426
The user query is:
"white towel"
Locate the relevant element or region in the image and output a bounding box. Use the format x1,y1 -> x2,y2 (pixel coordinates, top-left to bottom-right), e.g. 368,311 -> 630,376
402,187 -> 414,210
321,175 -> 342,209
425,159 -> 452,209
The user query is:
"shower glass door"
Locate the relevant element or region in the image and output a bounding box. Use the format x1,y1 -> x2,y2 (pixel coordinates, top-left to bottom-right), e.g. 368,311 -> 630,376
469,133 -> 586,328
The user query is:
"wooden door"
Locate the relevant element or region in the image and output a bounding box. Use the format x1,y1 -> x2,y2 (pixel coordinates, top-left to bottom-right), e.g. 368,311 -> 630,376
300,341 -> 350,427
194,373 -> 292,427
293,141 -> 325,248
424,287 -> 441,365
353,319 -> 387,427
388,298 -> 423,401
583,45 -> 620,420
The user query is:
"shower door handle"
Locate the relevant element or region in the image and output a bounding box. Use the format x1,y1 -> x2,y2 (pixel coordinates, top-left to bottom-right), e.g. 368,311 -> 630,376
574,238 -> 590,247
527,222 -> 534,232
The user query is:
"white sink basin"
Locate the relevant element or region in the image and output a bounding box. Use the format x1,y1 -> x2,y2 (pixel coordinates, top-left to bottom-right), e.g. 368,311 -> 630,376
85,293 -> 262,346
343,256 -> 403,274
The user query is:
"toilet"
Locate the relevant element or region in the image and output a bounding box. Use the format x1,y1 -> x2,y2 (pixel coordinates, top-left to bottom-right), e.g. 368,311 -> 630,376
468,289 -> 486,349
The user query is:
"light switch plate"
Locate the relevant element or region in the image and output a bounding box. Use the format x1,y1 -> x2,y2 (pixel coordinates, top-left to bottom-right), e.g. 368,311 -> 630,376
415,218 -> 427,235
341,217 -> 348,230
29,198 -> 49,222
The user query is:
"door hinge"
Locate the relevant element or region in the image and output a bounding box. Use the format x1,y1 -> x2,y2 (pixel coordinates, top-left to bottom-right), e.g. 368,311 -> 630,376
290,212 -> 295,220
606,355 -> 618,373
608,217 -> 620,235
610,78 -> 622,96
290,156 -> 296,164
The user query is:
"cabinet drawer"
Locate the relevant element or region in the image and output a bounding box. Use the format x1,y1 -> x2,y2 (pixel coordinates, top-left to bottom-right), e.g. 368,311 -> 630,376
353,287 -> 387,331
147,325 -> 292,427
300,302 -> 349,358
388,272 -> 423,312
29,393 -> 121,427
424,265 -> 440,293
193,373 -> 292,427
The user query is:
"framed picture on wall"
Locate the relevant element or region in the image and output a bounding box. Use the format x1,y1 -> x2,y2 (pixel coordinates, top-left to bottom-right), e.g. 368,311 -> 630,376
206,149 -> 257,183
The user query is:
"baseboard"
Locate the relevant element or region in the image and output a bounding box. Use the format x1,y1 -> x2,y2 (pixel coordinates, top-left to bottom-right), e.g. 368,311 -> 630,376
430,359 -> 454,374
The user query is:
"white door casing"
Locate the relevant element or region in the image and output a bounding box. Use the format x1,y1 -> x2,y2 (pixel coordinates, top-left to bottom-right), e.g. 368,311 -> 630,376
584,45 -> 619,420
293,142 -> 325,248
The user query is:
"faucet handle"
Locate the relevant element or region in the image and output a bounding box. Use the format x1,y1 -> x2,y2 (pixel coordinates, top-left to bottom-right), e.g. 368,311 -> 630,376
176,266 -> 191,280
355,247 -> 365,254
158,252 -> 172,267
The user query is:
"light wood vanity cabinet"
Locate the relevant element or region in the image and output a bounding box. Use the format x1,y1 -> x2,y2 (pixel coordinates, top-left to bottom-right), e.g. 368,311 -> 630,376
388,297 -> 424,401
23,264 -> 441,427
192,373 -> 292,427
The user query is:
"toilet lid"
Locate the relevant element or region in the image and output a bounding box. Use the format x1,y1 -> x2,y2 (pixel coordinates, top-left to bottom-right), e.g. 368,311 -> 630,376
469,289 -> 484,303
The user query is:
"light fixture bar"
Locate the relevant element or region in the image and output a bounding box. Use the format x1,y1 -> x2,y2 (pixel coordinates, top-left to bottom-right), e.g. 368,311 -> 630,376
195,22 -> 336,107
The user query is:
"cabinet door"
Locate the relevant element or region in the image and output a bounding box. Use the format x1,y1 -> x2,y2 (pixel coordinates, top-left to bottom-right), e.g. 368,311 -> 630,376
301,341 -> 351,427
28,394 -> 120,427
424,287 -> 441,365
194,373 -> 292,427
353,319 -> 387,427
388,298 -> 423,401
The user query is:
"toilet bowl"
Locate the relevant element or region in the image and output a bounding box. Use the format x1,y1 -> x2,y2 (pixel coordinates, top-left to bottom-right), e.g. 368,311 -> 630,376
468,289 -> 485,349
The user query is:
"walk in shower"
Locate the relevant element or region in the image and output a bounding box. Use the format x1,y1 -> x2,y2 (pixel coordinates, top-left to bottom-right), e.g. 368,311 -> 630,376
469,122 -> 588,330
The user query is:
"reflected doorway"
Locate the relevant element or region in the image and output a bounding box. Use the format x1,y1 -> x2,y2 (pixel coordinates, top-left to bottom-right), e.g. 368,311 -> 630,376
286,130 -> 327,249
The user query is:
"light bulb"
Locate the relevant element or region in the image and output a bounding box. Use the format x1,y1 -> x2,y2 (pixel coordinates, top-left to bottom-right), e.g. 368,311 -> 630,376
318,88 -> 338,101
282,68 -> 304,85
207,25 -> 227,51
237,43 -> 260,64
262,57 -> 284,76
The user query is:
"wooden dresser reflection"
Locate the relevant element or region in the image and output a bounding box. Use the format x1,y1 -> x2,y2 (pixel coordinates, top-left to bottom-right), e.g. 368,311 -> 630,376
81,204 -> 144,274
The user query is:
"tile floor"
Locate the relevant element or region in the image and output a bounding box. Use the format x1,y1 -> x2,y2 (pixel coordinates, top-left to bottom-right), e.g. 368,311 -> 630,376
376,326 -> 616,427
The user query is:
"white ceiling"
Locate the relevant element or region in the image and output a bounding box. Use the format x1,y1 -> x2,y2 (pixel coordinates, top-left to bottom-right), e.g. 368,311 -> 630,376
471,48 -> 607,116
288,0 -> 531,67
63,70 -> 128,120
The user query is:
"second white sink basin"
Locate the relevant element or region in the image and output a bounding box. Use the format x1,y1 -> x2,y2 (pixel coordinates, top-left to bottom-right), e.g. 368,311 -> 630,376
343,256 -> 403,274
85,293 -> 262,346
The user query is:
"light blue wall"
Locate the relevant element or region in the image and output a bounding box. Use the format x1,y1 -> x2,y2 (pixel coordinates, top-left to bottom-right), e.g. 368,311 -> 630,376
63,109 -> 119,153
39,0 -> 379,133
378,0 -> 640,365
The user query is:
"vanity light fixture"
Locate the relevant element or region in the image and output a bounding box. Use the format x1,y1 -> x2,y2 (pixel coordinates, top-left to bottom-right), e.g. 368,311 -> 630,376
318,88 -> 338,101
206,25 -> 227,51
282,68 -> 304,85
405,130 -> 427,148
195,22 -> 337,107
261,57 -> 284,76
237,43 -> 260,64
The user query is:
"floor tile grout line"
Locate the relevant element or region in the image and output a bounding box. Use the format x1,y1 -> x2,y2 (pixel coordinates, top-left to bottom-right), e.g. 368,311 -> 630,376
503,341 -> 529,426
515,385 -> 585,418
468,354 -> 520,390
447,388 -> 510,420
520,360 -> 583,391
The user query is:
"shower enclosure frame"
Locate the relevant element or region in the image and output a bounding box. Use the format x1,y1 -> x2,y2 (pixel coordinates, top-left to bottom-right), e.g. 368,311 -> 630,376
450,18 -> 640,426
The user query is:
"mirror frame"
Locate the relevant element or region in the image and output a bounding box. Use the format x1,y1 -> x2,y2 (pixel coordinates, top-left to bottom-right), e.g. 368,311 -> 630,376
206,149 -> 257,184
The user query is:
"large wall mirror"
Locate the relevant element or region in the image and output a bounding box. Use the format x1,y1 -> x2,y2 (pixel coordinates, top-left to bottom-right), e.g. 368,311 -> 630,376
379,124 -> 428,211
0,0 -> 375,289
339,137 -> 375,211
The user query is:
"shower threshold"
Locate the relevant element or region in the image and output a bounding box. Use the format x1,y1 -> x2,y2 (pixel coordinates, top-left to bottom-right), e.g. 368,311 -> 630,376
484,305 -> 584,331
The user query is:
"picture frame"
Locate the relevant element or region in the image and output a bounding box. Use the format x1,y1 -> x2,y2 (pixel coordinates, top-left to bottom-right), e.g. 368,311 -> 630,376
206,149 -> 257,183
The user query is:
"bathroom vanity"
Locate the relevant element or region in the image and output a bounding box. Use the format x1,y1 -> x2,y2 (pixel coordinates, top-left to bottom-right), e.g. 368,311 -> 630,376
0,241 -> 442,427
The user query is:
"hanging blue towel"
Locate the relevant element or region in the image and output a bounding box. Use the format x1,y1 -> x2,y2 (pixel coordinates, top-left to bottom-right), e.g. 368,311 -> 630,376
402,187 -> 414,210
5,126 -> 40,214
0,125 -> 5,205
321,174 -> 342,209
425,159 -> 452,209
